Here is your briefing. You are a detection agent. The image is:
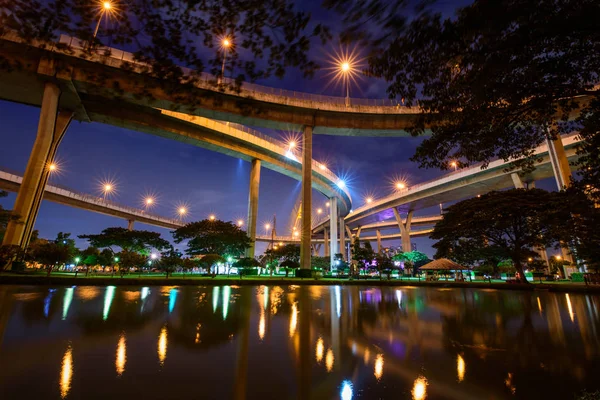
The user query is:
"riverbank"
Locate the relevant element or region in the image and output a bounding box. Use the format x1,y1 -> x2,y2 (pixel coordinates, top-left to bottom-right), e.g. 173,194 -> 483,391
1,273 -> 599,293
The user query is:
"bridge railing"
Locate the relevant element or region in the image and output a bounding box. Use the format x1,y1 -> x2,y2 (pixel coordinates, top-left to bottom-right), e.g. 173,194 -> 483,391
0,169 -> 183,226
55,35 -> 405,109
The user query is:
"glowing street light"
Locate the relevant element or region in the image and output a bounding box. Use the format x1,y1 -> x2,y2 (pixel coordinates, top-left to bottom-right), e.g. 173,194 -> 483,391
326,201 -> 330,207
237,219 -> 244,227
48,163 -> 57,172
366,197 -> 373,204
319,163 -> 326,171
93,1 -> 114,40
178,207 -> 187,219
220,37 -> 232,83
74,257 -> 80,264
145,197 -> 155,208
151,253 -> 158,260
450,161 -> 458,171
289,141 -> 296,149
395,181 -> 406,190
317,208 -> 322,214
337,180 -> 346,189
209,214 -> 216,221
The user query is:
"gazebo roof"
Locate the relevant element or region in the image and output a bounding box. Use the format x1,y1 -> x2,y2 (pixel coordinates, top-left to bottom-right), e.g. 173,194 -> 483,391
420,258 -> 466,270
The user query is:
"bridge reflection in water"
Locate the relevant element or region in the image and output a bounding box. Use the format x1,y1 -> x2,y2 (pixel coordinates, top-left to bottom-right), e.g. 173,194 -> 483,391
0,285 -> 599,399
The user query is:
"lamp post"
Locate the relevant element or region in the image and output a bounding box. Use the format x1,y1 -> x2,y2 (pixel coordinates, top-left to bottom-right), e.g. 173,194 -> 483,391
102,183 -> 113,200
93,1 -> 113,40
220,38 -> 232,84
340,61 -> 351,106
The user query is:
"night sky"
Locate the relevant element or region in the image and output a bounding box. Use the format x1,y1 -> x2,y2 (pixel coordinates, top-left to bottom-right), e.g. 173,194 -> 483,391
0,0 -> 556,256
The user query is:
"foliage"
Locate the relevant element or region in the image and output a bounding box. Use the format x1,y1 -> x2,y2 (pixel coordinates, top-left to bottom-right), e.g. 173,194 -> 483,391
196,254 -> 226,273
79,227 -> 169,254
80,246 -> 100,267
327,0 -> 600,173
311,256 -> 330,270
280,259 -> 300,269
181,258 -> 197,274
98,248 -> 115,267
158,248 -> 182,278
233,257 -> 260,269
393,251 -> 430,269
116,249 -> 148,272
351,238 -> 375,269
576,390 -> 600,400
29,240 -> 73,270
375,253 -> 394,273
434,235 -> 506,271
264,244 -> 300,269
0,191 -> 19,243
1,0 -> 330,105
0,244 -> 23,270
173,219 -> 251,257
430,189 -> 559,282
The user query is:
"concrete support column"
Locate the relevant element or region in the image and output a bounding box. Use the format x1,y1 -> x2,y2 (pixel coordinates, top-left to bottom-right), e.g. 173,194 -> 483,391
339,217 -> 346,261
546,135 -> 572,190
329,199 -> 338,268
393,208 -> 413,253
3,82 -> 73,249
299,125 -> 313,271
345,225 -> 353,261
511,173 -> 524,189
246,159 -> 261,258
314,244 -> 322,257
376,230 -> 382,254
323,228 -> 330,257
127,220 -> 135,231
547,135 -> 575,264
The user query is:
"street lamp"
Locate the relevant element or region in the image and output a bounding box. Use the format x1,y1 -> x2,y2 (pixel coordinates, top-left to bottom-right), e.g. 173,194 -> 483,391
450,161 -> 458,171
326,202 -> 330,207
340,61 -> 351,106
237,219 -> 244,227
75,257 -> 80,264
265,223 -> 271,235
209,214 -> 216,221
114,257 -> 119,262
93,1 -> 113,40
366,197 -> 373,204
145,197 -> 154,209
317,208 -> 322,214
178,207 -> 187,219
395,181 -> 406,190
220,37 -> 232,83
48,163 -> 57,172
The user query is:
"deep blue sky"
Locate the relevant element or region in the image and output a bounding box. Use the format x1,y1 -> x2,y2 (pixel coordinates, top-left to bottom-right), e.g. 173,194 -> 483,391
0,0 -> 556,257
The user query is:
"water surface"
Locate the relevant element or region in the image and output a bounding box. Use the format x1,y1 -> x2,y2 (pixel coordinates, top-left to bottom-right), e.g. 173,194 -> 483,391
0,285 -> 598,399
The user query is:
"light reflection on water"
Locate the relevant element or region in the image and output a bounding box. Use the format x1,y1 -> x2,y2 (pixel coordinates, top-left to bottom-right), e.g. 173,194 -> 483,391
0,285 -> 598,399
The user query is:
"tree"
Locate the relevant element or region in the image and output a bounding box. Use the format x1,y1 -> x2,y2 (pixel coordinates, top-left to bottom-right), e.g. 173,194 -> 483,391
434,237 -> 507,274
29,240 -> 73,276
98,248 -> 115,270
311,256 -> 330,270
181,258 -> 197,276
393,251 -> 430,276
233,257 -> 261,278
351,238 -> 376,271
79,227 -> 170,254
265,244 -> 300,263
197,254 -> 226,275
0,190 -> 19,243
79,246 -> 100,276
173,219 -> 251,257
279,259 -> 300,277
327,0 -> 600,173
375,253 -> 394,280
430,189 -> 558,283
0,244 -> 23,270
158,248 -> 182,278
116,249 -> 148,275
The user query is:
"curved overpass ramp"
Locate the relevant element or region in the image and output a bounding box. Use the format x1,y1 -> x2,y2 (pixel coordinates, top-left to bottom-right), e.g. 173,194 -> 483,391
0,32 -> 421,136
313,134 -> 582,232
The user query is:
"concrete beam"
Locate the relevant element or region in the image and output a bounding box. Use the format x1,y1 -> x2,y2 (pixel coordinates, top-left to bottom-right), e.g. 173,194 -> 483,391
329,199 -> 338,268
393,208 -> 413,253
511,173 -> 524,189
323,228 -> 329,257
547,135 -> 572,189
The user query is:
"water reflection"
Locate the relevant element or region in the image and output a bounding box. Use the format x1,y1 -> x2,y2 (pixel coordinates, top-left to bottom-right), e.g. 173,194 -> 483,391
340,380 -> 353,400
62,287 -> 74,320
456,354 -> 465,382
374,353 -> 384,380
60,345 -> 73,398
0,285 -> 599,399
412,376 -> 427,400
158,326 -> 167,366
103,286 -> 115,321
116,333 -> 126,376
316,337 -> 324,363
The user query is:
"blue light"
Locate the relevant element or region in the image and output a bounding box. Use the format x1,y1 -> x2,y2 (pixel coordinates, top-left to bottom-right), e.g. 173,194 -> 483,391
337,180 -> 346,189
44,289 -> 55,318
103,286 -> 115,321
62,287 -> 74,320
168,288 -> 178,314
340,380 -> 353,400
